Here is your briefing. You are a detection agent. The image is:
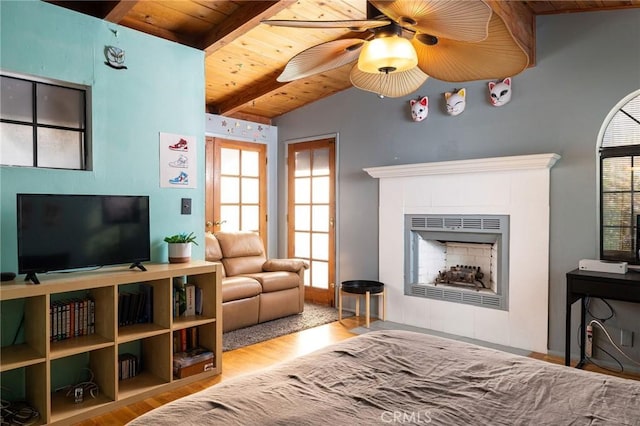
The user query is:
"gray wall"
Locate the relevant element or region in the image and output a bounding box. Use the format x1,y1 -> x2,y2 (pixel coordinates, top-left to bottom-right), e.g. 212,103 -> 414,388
274,9 -> 640,367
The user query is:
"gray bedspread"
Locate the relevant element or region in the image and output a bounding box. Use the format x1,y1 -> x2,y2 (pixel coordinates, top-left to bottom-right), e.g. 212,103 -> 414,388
128,330 -> 640,425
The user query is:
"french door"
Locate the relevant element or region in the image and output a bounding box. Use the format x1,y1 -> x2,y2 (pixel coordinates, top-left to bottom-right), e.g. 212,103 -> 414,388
287,138 -> 336,306
205,137 -> 267,245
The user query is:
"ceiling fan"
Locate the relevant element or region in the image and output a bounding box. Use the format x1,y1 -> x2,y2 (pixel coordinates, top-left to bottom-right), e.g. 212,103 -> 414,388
262,0 -> 529,98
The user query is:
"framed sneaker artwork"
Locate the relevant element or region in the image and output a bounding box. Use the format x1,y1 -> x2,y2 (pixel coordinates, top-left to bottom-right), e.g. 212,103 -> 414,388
159,132 -> 197,188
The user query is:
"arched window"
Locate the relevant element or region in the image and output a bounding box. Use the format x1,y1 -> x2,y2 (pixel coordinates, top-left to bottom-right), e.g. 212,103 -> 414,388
599,90 -> 640,264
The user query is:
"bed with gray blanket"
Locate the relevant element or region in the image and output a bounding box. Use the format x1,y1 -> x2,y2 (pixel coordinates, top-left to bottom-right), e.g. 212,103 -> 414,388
128,330 -> 640,425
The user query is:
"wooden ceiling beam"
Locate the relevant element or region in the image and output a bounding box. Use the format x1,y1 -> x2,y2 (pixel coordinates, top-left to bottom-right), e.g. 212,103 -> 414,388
122,19 -> 194,46
103,0 -> 139,23
486,1 -> 536,66
209,72 -> 288,115
224,112 -> 272,125
45,1 -> 111,18
211,28 -> 371,115
199,1 -> 296,56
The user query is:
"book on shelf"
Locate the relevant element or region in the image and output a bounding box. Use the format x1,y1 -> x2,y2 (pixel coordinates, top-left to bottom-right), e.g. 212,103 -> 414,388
127,292 -> 139,325
140,283 -> 153,323
118,285 -> 154,326
118,353 -> 139,380
82,299 -> 88,336
118,293 -> 126,327
89,298 -> 95,334
195,285 -> 203,315
188,326 -> 198,349
51,301 -> 59,341
173,346 -> 213,367
49,296 -> 94,342
173,286 -> 186,318
134,290 -> 145,323
185,284 -> 196,316
173,346 -> 214,379
180,328 -> 187,352
72,299 -> 79,337
173,327 -> 200,353
52,301 -> 59,341
121,292 -> 132,326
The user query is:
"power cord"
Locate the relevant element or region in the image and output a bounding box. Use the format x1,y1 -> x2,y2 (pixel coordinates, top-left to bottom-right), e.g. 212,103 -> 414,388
55,368 -> 99,403
588,345 -> 624,374
585,297 -> 614,322
11,314 -> 24,346
576,323 -> 624,373
579,298 -> 632,373
589,319 -> 640,367
0,387 -> 40,426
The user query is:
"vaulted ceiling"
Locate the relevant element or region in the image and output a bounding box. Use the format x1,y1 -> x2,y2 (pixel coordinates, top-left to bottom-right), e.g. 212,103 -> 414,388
47,1 -> 640,124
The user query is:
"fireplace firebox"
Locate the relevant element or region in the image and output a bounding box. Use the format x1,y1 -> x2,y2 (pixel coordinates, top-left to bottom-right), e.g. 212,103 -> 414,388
404,214 -> 509,310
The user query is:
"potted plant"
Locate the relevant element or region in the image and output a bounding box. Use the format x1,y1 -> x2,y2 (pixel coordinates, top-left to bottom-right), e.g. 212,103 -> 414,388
164,232 -> 198,264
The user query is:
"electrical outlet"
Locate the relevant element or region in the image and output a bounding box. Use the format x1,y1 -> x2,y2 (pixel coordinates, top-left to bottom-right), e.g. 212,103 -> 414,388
181,198 -> 191,215
586,324 -> 593,357
621,329 -> 633,347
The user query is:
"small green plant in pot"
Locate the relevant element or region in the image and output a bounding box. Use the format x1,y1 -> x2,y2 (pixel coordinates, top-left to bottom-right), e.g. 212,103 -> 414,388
164,232 -> 198,264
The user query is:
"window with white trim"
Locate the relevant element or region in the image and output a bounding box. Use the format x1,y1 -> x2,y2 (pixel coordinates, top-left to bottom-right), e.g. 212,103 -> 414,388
600,92 -> 640,264
1,74 -> 89,170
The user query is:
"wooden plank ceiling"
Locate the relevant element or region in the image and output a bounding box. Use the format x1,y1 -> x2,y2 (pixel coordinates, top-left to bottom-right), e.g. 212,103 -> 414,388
47,0 -> 640,123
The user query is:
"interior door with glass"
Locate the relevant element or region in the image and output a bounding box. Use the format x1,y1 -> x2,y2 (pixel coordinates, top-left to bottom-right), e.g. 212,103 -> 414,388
287,138 -> 336,306
205,137 -> 267,244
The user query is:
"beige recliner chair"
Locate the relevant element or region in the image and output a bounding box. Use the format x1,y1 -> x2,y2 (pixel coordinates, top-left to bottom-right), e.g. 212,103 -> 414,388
205,231 -> 308,333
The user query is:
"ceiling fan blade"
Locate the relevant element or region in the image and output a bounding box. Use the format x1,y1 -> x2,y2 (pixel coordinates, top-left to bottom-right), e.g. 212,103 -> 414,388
277,39 -> 366,82
411,11 -> 529,82
370,0 -> 491,42
262,19 -> 391,31
350,65 -> 428,98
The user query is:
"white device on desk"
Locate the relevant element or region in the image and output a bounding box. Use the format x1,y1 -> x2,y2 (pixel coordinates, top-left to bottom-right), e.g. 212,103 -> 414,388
578,259 -> 628,274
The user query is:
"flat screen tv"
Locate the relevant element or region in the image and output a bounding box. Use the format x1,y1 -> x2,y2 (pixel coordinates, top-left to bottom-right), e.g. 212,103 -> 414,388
17,194 -> 150,283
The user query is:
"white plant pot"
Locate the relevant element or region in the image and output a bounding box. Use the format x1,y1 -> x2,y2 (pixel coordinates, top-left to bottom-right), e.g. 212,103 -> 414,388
168,243 -> 192,264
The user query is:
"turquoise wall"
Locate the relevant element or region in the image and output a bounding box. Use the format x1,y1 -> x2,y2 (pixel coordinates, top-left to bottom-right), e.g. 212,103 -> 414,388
0,1 -> 206,272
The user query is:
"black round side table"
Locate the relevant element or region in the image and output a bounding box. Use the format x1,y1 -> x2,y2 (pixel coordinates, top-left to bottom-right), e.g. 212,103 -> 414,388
338,280 -> 385,328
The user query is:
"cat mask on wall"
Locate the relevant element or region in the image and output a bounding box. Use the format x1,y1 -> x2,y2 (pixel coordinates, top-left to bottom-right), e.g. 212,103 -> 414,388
488,77 -> 512,107
410,96 -> 429,122
444,88 -> 466,116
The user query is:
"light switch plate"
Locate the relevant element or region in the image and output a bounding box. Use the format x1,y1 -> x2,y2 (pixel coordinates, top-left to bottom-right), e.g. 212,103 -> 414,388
181,198 -> 191,215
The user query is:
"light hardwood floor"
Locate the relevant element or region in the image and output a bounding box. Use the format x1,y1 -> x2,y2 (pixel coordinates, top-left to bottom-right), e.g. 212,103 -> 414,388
79,317 -> 639,425
77,316 -> 363,425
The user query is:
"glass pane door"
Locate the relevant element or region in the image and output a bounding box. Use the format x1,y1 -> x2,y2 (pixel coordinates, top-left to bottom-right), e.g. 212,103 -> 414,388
288,138 -> 336,306
205,138 -> 266,244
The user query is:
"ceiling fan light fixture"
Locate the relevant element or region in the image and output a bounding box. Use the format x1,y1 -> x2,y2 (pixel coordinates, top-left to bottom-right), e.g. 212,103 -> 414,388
357,35 -> 418,74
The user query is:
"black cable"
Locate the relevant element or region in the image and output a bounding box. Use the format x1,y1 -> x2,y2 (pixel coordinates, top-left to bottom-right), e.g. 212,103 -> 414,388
12,313 -> 25,345
586,297 -> 614,322
0,387 -> 40,426
576,322 -> 625,374
587,345 -> 624,374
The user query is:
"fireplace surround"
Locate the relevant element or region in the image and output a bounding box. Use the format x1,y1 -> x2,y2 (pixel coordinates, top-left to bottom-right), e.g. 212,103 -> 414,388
365,153 -> 560,352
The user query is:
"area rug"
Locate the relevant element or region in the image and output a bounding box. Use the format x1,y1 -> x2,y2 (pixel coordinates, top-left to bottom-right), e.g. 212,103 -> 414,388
223,303 -> 353,351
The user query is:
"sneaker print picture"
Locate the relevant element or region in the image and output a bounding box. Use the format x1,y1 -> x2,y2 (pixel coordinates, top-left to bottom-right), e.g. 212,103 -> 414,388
169,155 -> 188,168
169,138 -> 188,151
169,171 -> 189,185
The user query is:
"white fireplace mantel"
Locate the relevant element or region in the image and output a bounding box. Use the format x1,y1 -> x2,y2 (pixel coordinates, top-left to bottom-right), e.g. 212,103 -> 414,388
364,153 -> 560,179
366,153 -> 560,353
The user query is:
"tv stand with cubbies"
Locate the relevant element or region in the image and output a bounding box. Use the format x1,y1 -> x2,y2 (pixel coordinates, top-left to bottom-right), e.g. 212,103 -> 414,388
0,260 -> 221,425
